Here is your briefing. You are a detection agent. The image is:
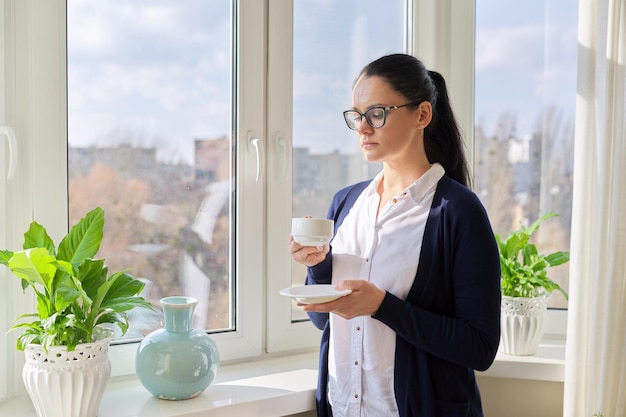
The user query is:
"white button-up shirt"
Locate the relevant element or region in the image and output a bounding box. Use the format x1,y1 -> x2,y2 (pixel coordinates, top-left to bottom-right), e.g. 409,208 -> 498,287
327,163 -> 444,417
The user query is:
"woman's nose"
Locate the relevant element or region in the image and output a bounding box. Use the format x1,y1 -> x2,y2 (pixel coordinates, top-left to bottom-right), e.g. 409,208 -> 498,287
357,118 -> 374,135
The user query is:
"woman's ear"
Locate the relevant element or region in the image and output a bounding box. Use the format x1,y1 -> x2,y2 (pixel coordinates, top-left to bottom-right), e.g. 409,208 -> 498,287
415,101 -> 433,129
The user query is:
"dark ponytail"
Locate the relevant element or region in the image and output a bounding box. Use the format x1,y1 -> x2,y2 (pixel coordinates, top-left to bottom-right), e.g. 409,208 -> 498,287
358,54 -> 471,187
424,70 -> 471,187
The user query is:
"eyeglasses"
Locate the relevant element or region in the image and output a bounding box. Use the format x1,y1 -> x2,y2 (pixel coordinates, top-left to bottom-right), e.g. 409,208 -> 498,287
343,102 -> 419,130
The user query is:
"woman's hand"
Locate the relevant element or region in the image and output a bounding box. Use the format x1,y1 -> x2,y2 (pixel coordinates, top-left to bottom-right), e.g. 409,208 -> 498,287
288,235 -> 330,266
300,280 -> 386,320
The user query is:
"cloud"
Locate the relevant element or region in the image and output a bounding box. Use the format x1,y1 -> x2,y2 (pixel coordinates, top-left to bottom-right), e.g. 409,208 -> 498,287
68,1 -> 228,58
475,20 -> 577,133
67,1 -> 231,163
476,24 -> 546,72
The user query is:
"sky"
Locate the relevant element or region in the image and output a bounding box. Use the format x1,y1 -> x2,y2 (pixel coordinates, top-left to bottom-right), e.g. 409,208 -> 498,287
67,0 -> 578,164
475,0 -> 578,137
68,0 -> 231,163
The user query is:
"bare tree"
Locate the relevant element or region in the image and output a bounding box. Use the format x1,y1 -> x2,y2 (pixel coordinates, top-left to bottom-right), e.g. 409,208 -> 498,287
474,112 -> 517,235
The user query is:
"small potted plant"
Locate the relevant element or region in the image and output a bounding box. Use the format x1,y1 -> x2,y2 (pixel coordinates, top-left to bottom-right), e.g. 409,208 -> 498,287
0,207 -> 153,417
495,212 -> 569,355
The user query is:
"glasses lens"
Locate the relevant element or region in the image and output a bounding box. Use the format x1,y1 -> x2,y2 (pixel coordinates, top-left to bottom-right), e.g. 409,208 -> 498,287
365,107 -> 386,128
343,111 -> 361,130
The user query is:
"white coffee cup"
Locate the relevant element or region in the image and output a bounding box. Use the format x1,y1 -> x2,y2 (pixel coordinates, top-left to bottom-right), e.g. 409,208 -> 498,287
291,217 -> 334,246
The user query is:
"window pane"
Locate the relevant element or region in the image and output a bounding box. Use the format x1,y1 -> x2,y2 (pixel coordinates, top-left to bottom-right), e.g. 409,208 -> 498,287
474,0 -> 577,308
290,0 -> 406,319
67,0 -> 234,339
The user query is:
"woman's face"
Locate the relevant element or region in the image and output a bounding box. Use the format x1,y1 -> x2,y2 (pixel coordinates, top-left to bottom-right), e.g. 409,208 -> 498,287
351,75 -> 429,164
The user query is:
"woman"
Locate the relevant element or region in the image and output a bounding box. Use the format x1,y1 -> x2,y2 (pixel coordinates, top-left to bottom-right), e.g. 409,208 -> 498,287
289,53 -> 501,417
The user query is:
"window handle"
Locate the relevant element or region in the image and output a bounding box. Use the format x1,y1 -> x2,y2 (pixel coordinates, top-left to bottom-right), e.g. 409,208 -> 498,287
248,133 -> 264,182
0,126 -> 18,179
275,132 -> 291,181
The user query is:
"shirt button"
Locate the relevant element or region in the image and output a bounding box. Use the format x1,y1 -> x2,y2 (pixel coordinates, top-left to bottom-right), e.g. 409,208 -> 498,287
354,394 -> 359,399
354,361 -> 359,366
392,198 -> 397,203
356,326 -> 361,331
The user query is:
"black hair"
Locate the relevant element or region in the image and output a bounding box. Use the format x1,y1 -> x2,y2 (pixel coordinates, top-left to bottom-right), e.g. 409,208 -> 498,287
357,53 -> 471,188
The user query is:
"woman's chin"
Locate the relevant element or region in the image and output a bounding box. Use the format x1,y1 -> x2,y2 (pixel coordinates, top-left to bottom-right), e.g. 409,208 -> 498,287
361,149 -> 382,162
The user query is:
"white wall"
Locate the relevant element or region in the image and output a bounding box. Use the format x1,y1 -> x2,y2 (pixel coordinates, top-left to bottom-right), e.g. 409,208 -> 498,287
478,376 -> 564,417
288,378 -> 565,417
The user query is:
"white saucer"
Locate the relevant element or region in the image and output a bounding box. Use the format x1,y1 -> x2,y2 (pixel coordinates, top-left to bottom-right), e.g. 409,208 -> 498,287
279,285 -> 352,304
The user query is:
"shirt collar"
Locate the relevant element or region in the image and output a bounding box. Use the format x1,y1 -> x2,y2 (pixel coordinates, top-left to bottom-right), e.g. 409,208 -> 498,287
406,163 -> 445,204
370,163 -> 445,205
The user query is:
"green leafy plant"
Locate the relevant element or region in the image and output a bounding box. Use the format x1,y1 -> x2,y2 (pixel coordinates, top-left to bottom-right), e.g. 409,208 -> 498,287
495,212 -> 569,299
0,207 -> 153,351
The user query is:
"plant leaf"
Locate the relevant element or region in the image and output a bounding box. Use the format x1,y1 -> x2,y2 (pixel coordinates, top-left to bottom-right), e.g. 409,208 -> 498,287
54,283 -> 82,312
545,251 -> 570,267
15,328 -> 43,350
8,249 -> 57,289
0,249 -> 13,265
525,212 -> 558,236
57,207 -> 104,268
77,258 -> 108,299
505,232 -> 528,259
96,311 -> 129,332
2,207 -> 153,349
497,212 -> 569,299
23,222 -> 56,256
100,272 -> 146,305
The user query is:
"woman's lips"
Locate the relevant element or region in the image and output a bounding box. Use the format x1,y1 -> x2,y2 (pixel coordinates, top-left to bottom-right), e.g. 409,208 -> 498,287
361,141 -> 377,149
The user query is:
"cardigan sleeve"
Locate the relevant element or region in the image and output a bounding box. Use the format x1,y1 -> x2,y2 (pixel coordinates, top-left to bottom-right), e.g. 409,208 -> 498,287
305,255 -> 333,330
372,183 -> 501,372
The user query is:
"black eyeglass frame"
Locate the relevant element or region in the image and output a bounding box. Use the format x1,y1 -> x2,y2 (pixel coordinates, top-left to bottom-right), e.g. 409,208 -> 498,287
342,101 -> 421,130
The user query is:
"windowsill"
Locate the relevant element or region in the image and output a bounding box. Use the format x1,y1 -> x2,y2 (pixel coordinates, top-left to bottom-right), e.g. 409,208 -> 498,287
0,337 -> 565,417
0,351 -> 319,417
478,335 -> 566,382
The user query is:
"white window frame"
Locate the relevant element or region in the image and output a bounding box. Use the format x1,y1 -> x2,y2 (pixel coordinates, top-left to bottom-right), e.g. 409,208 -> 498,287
1,0 -> 69,399
0,0 -> 267,387
0,0 -> 10,400
264,0 -> 483,352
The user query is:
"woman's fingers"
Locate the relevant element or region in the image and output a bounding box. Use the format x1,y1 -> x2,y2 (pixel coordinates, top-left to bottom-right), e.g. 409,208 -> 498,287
289,237 -> 329,266
301,280 -> 385,319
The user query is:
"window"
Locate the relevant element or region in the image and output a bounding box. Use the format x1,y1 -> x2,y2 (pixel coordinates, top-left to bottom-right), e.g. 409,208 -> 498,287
1,0 -> 269,385
4,0 -> 524,400
2,0 -> 424,382
67,1 -> 235,338
474,0 -> 577,309
264,0 -> 476,351
288,1 -> 405,320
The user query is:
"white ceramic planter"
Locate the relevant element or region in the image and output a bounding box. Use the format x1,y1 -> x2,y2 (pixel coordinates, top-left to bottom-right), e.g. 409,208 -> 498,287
500,294 -> 549,355
22,328 -> 113,417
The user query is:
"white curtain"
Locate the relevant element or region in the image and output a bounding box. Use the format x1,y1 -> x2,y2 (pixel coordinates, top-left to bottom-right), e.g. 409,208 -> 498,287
564,0 -> 626,416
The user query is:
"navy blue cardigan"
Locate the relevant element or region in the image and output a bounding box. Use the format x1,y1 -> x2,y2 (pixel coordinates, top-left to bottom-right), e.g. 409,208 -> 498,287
306,176 -> 501,417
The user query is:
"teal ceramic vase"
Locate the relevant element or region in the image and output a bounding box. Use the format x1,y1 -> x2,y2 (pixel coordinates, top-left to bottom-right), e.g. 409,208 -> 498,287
135,296 -> 219,400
